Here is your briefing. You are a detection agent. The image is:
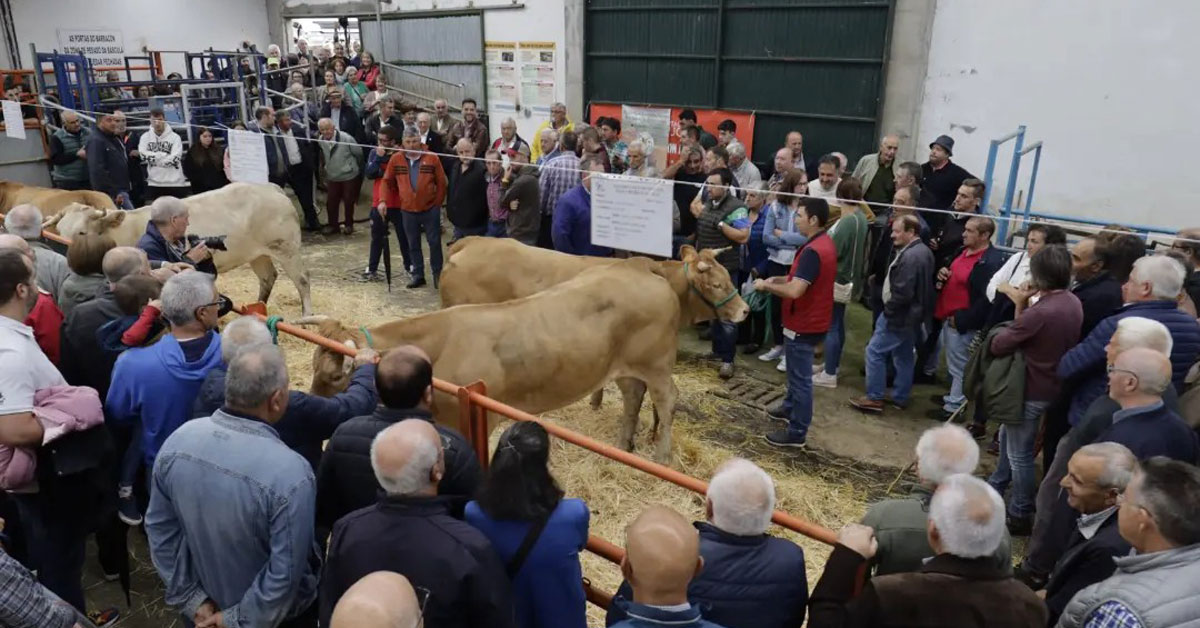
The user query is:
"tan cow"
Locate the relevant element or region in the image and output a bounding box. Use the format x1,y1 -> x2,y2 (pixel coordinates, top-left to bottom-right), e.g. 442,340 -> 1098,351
43,182 -> 313,315
0,181 -> 116,216
300,259 -> 682,462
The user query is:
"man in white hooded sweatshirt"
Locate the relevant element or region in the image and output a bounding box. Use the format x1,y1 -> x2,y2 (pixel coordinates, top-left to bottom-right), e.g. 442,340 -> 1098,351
139,108 -> 190,202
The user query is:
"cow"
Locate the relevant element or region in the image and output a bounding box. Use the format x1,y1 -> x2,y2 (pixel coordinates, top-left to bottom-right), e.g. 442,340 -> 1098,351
0,180 -> 116,216
42,182 -> 313,315
298,259 -> 683,462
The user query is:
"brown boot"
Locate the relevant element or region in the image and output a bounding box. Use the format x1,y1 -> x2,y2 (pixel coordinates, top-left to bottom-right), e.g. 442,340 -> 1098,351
848,396 -> 884,413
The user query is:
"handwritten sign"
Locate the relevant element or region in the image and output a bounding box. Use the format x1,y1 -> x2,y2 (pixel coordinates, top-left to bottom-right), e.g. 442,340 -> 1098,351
226,129 -> 269,184
591,173 -> 674,257
2,101 -> 25,139
57,29 -> 125,67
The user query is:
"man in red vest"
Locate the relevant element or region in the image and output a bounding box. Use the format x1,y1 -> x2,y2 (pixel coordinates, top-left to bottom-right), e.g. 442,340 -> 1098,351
753,197 -> 837,448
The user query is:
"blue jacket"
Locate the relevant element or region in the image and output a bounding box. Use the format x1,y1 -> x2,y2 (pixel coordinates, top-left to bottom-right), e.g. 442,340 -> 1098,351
106,332 -> 223,466
761,201 -> 807,266
608,600 -> 726,628
607,523 -> 807,628
146,409 -> 320,627
743,210 -> 769,279
465,498 -> 589,628
137,221 -> 219,276
1094,401 -> 1199,463
192,363 -> 378,469
1057,300 -> 1200,425
552,185 -> 613,257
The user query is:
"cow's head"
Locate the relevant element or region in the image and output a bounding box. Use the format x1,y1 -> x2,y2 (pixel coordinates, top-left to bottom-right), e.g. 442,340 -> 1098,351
680,245 -> 750,324
44,203 -> 127,238
294,315 -> 362,397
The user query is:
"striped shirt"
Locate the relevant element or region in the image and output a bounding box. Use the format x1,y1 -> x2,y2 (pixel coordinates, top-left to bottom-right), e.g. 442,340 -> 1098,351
538,152 -> 581,216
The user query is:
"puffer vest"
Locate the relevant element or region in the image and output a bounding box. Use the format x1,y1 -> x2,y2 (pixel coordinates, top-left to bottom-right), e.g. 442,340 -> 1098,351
1057,543 -> 1200,627
52,127 -> 91,183
695,193 -> 743,272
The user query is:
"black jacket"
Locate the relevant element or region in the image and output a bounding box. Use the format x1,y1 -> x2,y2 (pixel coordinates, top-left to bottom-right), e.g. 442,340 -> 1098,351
59,287 -> 124,398
192,363 -> 377,469
316,406 -> 482,530
363,112 -> 402,146
182,147 -> 229,194
920,160 -> 975,231
1072,272 -> 1124,338
447,160 -> 489,229
319,495 -> 515,628
1044,510 -> 1129,626
136,221 -> 219,275
86,129 -> 131,196
932,213 -> 973,269
951,245 -> 1008,333
882,239 -> 936,331
318,103 -> 364,143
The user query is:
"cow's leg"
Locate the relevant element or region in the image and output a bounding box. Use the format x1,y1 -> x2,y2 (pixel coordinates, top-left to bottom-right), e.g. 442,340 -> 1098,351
248,256 -> 278,304
647,377 -> 678,464
614,377 -> 647,452
273,255 -> 314,316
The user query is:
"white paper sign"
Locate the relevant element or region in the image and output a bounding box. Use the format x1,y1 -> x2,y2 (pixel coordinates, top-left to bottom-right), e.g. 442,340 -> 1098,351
227,129 -> 269,184
591,174 -> 674,257
2,101 -> 24,139
57,29 -> 125,67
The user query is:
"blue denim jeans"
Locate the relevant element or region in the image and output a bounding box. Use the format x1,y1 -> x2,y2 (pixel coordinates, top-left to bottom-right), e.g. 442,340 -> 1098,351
401,207 -> 443,279
941,325 -> 976,412
988,400 -> 1048,520
710,319 -> 738,364
823,302 -> 847,375
782,335 -> 818,439
865,320 -> 917,405
487,220 -> 507,237
368,208 -> 412,274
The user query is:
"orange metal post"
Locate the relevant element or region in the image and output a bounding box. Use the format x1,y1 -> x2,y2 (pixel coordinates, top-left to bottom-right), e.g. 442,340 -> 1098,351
466,381 -> 490,471
584,580 -> 614,609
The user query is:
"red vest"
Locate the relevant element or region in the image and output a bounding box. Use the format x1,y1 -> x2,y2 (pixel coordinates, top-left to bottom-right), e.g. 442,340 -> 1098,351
782,230 -> 837,335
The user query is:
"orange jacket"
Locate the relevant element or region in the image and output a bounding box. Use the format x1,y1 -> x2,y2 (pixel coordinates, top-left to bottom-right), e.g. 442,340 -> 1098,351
383,149 -> 447,212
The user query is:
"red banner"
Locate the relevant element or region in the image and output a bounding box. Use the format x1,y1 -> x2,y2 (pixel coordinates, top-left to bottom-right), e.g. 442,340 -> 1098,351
589,103 -> 756,166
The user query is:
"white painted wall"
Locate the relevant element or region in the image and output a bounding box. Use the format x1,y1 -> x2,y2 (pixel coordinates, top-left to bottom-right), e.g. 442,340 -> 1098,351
9,0 -> 270,76
917,0 -> 1196,231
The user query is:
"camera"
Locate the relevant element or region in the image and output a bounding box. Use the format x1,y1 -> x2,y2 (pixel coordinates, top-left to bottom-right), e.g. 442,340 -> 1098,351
187,234 -> 229,252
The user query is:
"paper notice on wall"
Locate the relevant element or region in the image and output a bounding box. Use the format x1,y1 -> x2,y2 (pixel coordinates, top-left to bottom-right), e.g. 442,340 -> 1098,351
227,130 -> 269,184
620,106 -> 671,171
518,42 -> 556,115
485,41 -> 519,115
2,101 -> 25,139
57,28 -> 125,67
591,174 -> 675,257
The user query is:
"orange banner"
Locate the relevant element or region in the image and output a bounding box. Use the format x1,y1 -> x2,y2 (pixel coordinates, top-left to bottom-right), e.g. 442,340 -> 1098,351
589,103 -> 755,166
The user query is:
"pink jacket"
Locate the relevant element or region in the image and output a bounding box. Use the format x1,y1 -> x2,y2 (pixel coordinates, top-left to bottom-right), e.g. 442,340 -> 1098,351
0,385 -> 104,490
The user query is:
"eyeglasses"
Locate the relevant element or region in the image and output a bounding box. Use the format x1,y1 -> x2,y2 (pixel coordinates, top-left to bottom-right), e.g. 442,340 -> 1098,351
406,586 -> 430,628
1106,364 -> 1140,387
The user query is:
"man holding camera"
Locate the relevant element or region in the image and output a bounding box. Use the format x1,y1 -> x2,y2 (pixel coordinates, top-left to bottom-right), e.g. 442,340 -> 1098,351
137,197 -> 219,276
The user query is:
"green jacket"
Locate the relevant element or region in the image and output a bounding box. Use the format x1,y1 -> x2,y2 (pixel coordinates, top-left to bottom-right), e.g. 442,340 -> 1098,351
829,205 -> 868,300
861,484 -> 1013,577
963,322 -> 1026,425
319,130 -> 363,182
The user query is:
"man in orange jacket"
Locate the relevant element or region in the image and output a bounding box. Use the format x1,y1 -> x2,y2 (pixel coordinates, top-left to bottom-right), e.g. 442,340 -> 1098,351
380,127 -> 448,289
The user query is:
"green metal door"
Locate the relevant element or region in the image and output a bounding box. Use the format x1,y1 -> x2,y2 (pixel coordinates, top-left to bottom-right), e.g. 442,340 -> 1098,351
585,0 -> 894,167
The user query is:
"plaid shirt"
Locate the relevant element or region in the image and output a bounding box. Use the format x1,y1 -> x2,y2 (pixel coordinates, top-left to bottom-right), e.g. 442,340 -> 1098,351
538,152 -> 581,216
604,139 -> 628,170
1083,601 -> 1144,628
0,550 -> 78,628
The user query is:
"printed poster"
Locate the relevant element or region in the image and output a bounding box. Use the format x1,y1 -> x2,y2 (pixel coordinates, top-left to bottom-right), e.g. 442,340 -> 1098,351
57,28 -> 125,67
591,173 -> 674,258
226,129 -> 268,184
484,41 -> 518,114
2,101 -> 25,139
518,42 -> 556,115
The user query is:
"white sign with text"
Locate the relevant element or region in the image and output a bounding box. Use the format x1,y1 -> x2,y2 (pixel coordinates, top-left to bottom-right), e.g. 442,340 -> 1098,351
2,101 -> 25,139
226,130 -> 269,184
57,29 -> 125,67
591,173 -> 674,257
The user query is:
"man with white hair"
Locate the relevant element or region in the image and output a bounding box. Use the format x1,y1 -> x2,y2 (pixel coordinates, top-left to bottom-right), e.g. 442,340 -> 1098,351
536,127 -> 560,165
319,419 -> 513,628
330,571 -> 423,628
727,141 -> 762,192
531,101 -> 574,163
852,134 -> 899,206
1095,346 -> 1197,461
447,137 -> 490,239
48,110 -> 92,190
432,97 -> 456,139
607,458 -> 808,628
1058,255 -> 1200,428
622,140 -> 658,178
147,343 -> 321,627
809,475 -> 1046,627
3,204 -> 71,298
192,316 -> 377,469
861,425 -> 1012,575
1040,442 -> 1136,625
491,116 -> 529,155
137,196 -> 217,275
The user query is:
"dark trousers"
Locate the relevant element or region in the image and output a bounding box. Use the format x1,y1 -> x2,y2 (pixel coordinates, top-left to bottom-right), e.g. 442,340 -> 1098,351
764,261 -> 791,346
286,165 -> 319,228
402,206 -> 443,279
487,220 -> 507,237
325,178 -> 362,229
368,208 -> 413,273
537,214 -> 554,249
452,224 -> 488,240
917,317 -> 945,376
52,178 -> 89,191
145,185 -> 192,202
13,493 -> 87,612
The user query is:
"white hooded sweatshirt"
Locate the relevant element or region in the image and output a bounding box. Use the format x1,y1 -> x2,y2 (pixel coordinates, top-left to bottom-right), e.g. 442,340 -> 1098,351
138,125 -> 189,187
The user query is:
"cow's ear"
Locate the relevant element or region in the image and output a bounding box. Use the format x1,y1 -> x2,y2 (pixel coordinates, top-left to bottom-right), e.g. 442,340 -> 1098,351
679,245 -> 697,262
98,211 -> 126,231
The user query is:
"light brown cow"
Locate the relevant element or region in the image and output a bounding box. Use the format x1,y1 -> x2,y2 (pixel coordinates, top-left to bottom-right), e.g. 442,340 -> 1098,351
43,183 -> 313,314
0,181 -> 116,216
301,259 -> 682,462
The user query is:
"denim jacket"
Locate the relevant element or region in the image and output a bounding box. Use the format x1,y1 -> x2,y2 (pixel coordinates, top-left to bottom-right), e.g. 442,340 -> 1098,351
761,201 -> 807,267
146,409 -> 320,627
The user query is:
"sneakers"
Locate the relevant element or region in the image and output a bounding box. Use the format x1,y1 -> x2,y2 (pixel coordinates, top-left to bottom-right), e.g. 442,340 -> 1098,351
776,356 -> 787,372
758,345 -> 784,361
718,362 -> 735,380
764,429 -> 807,449
812,362 -> 825,374
361,268 -> 382,282
812,372 -> 838,388
87,608 -> 120,627
849,397 -> 884,413
766,403 -> 789,422
117,486 -> 142,526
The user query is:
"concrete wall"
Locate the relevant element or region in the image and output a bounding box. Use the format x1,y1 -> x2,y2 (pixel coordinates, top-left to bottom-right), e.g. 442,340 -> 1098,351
914,0 -> 1197,230
8,0 -> 271,76
877,0 -> 935,164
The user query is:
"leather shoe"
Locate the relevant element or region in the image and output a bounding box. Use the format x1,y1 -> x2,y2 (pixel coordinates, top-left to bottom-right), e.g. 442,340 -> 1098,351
406,277 -> 427,289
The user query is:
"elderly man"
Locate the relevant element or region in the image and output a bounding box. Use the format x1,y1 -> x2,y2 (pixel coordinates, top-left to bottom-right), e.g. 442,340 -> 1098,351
446,97 -> 489,158
852,134 -> 899,205
766,147 -> 793,191
1039,442 -> 1136,626
624,140 -> 658,178
538,130 -> 580,244
86,111 -> 133,208
859,425 -> 1012,574
3,204 -> 71,298
137,196 -> 217,275
139,108 -> 190,201
496,147 -> 538,246
148,343 -> 320,627
727,141 -> 761,192
1057,255 -> 1200,427
1069,236 -> 1125,337
536,128 -> 561,165
317,115 -> 365,235
806,155 -> 841,202
664,145 -> 708,250
48,110 -> 92,190
330,572 -> 423,628
921,135 -> 975,229
607,459 -> 807,628
275,108 -> 321,231
319,88 -> 365,143
317,345 -> 481,530
552,154 -> 613,257
531,101 -> 573,163
432,97 -> 456,139
319,419 -> 513,628
786,131 -> 811,177
192,317 -> 377,469
382,127 -> 447,289
415,110 -> 446,158
491,116 -> 529,155
809,475 -> 1046,628
1058,457 -> 1200,627
1095,346 -> 1198,460
892,160 -> 936,211
447,137 -> 490,239
609,506 -> 726,628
